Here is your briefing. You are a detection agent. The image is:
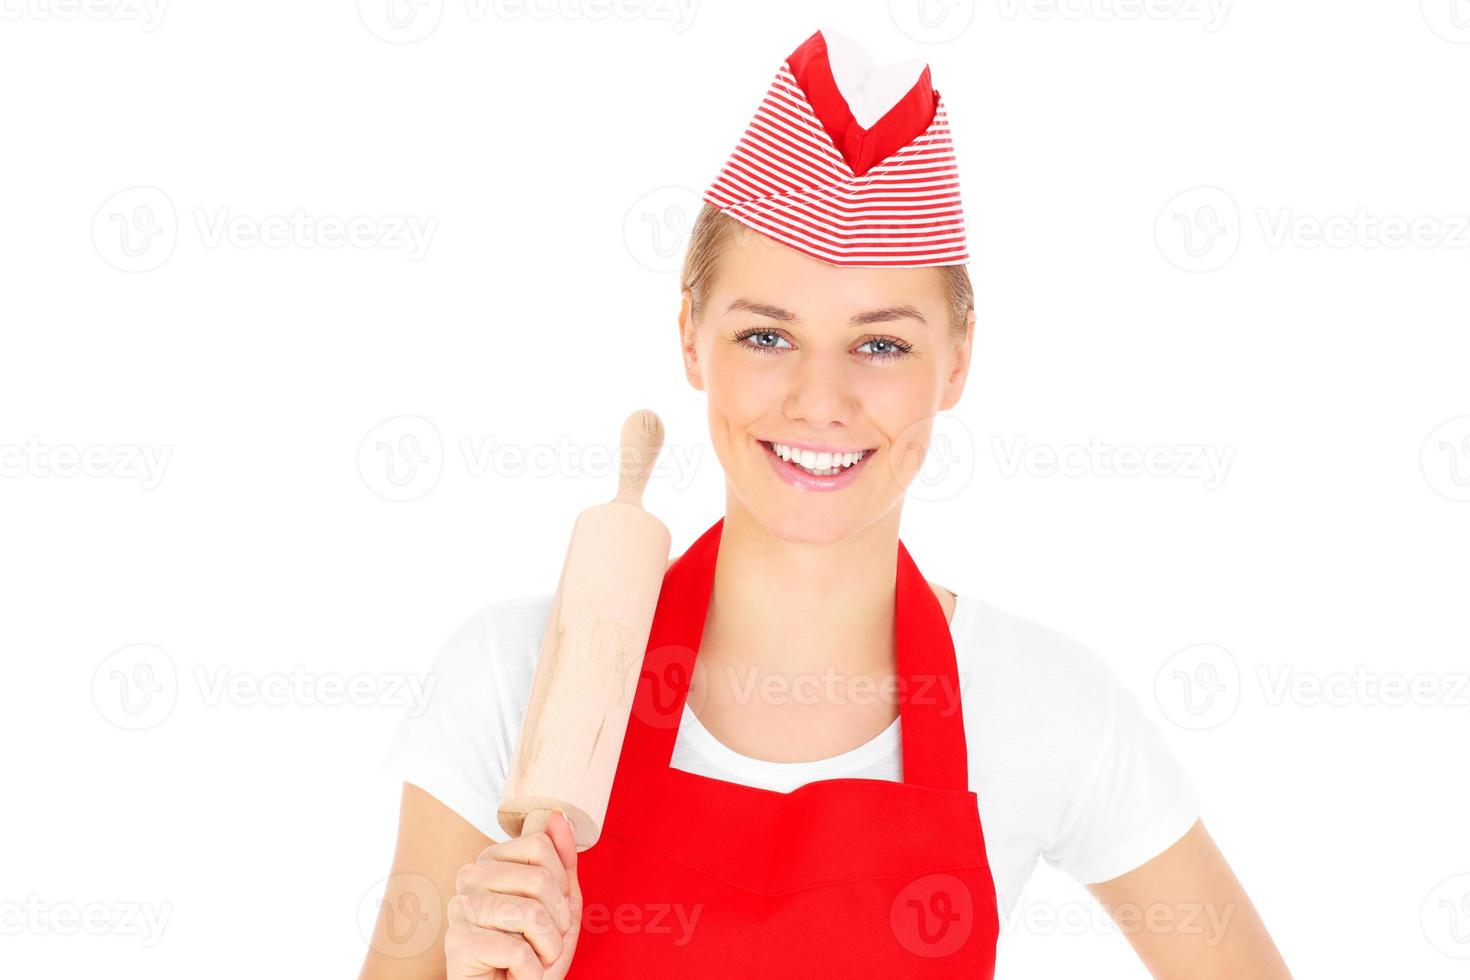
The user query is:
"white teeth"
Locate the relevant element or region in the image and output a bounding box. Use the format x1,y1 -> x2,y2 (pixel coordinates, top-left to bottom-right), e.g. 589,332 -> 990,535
767,442 -> 869,476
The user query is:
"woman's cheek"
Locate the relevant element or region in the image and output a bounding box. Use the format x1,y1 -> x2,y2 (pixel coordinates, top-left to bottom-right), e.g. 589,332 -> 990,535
870,380 -> 939,493
712,355 -> 781,413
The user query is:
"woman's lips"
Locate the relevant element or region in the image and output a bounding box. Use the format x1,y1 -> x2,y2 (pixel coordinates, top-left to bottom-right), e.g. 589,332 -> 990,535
758,439 -> 876,492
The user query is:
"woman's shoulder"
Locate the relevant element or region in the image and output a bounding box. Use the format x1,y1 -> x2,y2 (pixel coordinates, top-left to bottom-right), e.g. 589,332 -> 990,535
948,593 -> 1201,889
384,593 -> 555,839
427,592 -> 555,681
473,591 -> 556,635
927,580 -> 958,624
450,590 -> 554,640
948,591 -> 1125,722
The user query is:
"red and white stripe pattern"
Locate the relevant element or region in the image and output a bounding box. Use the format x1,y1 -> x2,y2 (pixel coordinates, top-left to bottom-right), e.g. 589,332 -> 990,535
702,59 -> 968,268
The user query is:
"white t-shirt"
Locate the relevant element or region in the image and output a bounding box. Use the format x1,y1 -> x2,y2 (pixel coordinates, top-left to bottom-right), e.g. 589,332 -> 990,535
383,590 -> 1201,921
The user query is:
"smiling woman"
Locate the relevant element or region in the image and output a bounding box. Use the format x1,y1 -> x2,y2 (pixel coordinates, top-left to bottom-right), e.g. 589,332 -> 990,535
360,25 -> 1292,980
673,204 -> 977,546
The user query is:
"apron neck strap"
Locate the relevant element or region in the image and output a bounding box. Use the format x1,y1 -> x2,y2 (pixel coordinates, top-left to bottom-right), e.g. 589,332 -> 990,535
621,517 -> 970,792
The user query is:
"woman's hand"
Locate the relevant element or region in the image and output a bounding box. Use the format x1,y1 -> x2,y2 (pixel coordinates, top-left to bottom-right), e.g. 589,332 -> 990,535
445,810 -> 583,979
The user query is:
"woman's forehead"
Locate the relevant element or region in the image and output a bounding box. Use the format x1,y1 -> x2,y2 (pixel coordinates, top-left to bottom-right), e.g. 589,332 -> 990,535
711,244 -> 944,321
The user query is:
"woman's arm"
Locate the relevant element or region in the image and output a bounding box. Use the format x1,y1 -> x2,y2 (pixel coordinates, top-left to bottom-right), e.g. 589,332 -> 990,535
358,783 -> 494,980
1085,818 -> 1291,979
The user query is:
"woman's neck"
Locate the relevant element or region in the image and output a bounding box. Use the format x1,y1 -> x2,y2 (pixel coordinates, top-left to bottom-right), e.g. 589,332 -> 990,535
697,497 -> 904,677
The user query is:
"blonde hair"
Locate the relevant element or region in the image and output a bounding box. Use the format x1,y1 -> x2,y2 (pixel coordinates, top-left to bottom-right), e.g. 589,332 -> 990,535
680,204 -> 974,340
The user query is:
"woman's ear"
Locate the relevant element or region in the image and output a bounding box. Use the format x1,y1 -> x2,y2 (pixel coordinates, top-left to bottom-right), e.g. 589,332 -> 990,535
679,289 -> 706,391
938,308 -> 976,412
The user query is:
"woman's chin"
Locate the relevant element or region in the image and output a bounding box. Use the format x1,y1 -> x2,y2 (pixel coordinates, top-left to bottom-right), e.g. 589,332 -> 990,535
740,495 -> 865,546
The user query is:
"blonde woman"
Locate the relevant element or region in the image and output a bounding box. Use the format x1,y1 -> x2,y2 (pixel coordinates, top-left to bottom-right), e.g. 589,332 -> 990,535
360,27 -> 1291,980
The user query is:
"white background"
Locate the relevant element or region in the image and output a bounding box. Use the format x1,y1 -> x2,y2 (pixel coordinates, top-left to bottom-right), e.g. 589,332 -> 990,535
2,1 -> 1467,976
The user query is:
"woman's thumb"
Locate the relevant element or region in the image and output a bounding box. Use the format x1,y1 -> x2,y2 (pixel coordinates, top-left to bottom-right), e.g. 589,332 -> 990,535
545,809 -> 579,881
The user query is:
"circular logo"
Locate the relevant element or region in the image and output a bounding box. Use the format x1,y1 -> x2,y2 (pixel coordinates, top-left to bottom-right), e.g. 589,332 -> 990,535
882,413 -> 977,503
1155,186 -> 1240,273
1422,872 -> 1470,958
92,643 -> 178,731
891,872 -> 975,958
358,873 -> 443,958
357,415 -> 443,502
1154,643 -> 1240,730
630,643 -> 708,730
92,186 -> 177,273
357,0 -> 443,44
889,0 -> 976,44
1422,0 -> 1470,43
623,186 -> 701,274
1421,415 -> 1470,502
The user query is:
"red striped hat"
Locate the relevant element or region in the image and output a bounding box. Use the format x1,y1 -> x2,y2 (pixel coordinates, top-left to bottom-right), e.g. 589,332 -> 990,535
702,28 -> 968,268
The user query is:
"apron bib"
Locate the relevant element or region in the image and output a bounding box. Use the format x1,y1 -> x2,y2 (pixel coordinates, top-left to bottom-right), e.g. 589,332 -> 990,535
567,517 -> 999,977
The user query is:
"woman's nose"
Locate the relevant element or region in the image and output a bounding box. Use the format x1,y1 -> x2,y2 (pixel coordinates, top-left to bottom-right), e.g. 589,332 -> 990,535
783,354 -> 858,428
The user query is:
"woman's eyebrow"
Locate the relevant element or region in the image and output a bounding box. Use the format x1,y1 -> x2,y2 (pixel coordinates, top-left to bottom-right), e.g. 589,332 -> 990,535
726,298 -> 927,326
851,304 -> 928,327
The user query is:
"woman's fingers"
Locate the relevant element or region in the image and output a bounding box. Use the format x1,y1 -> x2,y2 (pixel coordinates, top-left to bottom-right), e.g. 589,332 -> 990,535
445,811 -> 582,980
446,896 -> 549,979
459,890 -> 565,966
478,823 -> 572,897
458,857 -> 571,932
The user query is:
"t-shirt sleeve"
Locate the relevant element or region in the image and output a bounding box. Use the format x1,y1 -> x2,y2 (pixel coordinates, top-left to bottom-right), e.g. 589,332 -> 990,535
381,596 -> 547,842
1041,672 -> 1202,884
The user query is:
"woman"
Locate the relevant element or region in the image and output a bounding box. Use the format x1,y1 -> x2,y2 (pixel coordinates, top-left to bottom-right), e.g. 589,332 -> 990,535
360,28 -> 1292,979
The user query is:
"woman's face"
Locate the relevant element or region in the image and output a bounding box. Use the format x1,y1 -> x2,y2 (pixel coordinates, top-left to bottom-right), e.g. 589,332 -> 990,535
681,230 -> 975,544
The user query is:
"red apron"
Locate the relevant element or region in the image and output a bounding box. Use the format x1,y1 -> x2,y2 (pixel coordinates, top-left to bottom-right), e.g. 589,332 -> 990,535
568,517 -> 999,977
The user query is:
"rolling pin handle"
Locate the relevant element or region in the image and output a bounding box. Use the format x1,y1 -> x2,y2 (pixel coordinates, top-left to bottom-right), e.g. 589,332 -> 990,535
614,409 -> 664,507
520,808 -> 554,837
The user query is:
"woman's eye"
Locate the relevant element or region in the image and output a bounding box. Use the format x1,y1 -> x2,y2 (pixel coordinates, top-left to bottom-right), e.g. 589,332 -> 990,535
732,329 -> 912,360
856,337 -> 913,361
734,329 -> 792,354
